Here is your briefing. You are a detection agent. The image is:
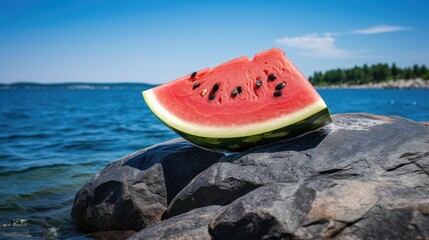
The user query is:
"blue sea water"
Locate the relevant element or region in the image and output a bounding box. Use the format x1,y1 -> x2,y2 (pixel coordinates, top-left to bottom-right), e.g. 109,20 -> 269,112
0,86 -> 428,239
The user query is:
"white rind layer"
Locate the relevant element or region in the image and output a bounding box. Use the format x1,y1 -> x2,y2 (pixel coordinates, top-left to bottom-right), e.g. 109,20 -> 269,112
143,89 -> 328,138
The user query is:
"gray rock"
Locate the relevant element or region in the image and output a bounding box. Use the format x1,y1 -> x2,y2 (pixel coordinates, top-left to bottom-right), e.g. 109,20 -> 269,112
210,179 -> 429,240
73,113 -> 429,239
71,138 -> 223,232
88,230 -> 136,240
317,78 -> 429,89
127,206 -> 221,240
167,114 -> 429,217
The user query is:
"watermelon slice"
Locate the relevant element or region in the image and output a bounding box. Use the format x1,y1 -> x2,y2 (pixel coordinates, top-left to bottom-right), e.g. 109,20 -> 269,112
143,48 -> 332,152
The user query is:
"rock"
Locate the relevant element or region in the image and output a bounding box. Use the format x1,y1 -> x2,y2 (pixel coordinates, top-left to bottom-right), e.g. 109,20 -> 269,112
209,179 -> 429,239
73,113 -> 429,239
88,230 -> 136,240
128,206 -> 221,240
71,138 -> 223,232
167,113 -> 429,217
317,78 -> 429,89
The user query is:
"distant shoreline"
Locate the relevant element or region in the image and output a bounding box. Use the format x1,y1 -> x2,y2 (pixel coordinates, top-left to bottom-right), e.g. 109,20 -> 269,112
316,78 -> 429,89
0,82 -> 155,90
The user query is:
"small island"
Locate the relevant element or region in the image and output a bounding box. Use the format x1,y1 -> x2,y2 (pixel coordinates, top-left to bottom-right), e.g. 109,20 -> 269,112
309,63 -> 429,89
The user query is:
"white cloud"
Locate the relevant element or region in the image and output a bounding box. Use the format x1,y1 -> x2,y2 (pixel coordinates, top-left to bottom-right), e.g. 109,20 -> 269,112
351,25 -> 413,35
276,24 -> 413,58
275,33 -> 352,58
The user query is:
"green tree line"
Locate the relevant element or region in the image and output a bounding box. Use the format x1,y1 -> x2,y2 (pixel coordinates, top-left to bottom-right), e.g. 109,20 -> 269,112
308,63 -> 429,86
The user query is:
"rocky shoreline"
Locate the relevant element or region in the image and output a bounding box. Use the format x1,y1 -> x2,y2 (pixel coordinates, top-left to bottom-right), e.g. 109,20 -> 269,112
72,113 -> 429,240
317,78 -> 429,89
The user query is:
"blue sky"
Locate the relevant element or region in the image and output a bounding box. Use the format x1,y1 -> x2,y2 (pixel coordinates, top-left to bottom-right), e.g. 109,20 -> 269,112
0,0 -> 428,84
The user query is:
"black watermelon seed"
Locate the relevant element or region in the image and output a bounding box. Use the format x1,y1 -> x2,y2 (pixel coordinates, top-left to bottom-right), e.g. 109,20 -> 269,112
191,72 -> 197,78
237,86 -> 243,94
231,89 -> 238,96
209,94 -> 216,100
192,82 -> 200,89
256,79 -> 262,87
274,91 -> 282,97
212,83 -> 219,92
275,82 -> 286,90
268,74 -> 276,81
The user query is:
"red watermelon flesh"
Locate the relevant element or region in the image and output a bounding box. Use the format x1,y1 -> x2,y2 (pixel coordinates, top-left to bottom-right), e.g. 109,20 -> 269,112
143,48 -> 332,151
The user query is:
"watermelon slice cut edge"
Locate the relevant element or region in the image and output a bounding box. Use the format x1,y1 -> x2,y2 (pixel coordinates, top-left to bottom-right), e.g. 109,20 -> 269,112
142,48 -> 332,151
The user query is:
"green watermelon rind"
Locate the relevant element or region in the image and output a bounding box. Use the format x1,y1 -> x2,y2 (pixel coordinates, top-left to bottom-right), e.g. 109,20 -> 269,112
142,90 -> 332,152
172,108 -> 331,152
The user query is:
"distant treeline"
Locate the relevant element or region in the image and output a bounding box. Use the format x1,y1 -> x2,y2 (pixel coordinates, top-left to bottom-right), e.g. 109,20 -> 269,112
308,63 -> 429,86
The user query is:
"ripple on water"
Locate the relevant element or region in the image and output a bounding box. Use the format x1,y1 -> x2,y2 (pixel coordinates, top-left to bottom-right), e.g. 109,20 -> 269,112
0,132 -> 54,140
1,111 -> 31,120
0,218 -> 59,240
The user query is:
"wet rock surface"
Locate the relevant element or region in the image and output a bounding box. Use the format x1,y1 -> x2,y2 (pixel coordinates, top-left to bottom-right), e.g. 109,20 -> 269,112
72,114 -> 429,239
